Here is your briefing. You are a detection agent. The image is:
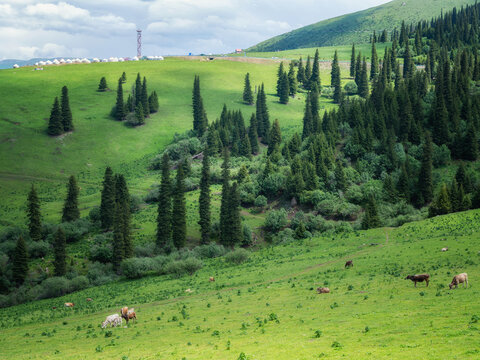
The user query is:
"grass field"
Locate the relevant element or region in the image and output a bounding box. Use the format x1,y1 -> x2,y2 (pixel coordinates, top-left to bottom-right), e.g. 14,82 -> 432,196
0,56 -> 349,238
1,209 -> 479,359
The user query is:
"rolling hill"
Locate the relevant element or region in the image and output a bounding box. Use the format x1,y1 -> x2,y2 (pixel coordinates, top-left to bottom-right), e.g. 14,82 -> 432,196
248,0 -> 477,52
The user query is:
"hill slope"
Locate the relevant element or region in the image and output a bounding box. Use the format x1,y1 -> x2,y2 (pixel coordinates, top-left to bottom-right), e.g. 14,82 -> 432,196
1,210 -> 479,359
249,0 -> 477,52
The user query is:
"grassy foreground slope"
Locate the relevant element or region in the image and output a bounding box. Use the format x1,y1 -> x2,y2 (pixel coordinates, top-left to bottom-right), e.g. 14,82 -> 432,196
1,210 -> 479,359
249,0 -> 477,52
0,58 -> 339,232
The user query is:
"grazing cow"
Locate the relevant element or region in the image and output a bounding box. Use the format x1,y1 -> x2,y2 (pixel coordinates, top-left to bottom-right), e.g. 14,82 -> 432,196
121,307 -> 129,322
345,260 -> 353,268
316,287 -> 330,294
64,302 -> 74,307
441,247 -> 448,252
209,277 -> 215,282
127,310 -> 137,322
52,306 -> 57,310
86,298 -> 93,302
405,274 -> 430,287
185,288 -> 193,293
102,314 -> 123,329
449,273 -> 468,289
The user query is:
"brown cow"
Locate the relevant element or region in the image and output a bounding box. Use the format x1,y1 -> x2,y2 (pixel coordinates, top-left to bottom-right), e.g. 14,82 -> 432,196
121,306 -> 129,322
316,287 -> 330,294
449,273 -> 468,289
64,302 -> 74,307
127,310 -> 137,322
345,260 -> 353,268
209,277 -> 215,282
405,274 -> 430,287
86,298 -> 93,302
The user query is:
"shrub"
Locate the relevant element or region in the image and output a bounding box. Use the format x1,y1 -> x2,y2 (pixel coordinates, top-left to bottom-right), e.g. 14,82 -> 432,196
130,195 -> 142,213
88,206 -> 101,223
261,173 -> 286,198
89,244 -> 113,264
242,224 -> 253,247
274,228 -> 295,244
121,258 -> 156,279
87,262 -> 115,286
27,241 -> 50,258
239,181 -> 259,206
69,276 -> 89,292
164,258 -> 203,278
144,187 -> 159,203
344,81 -> 358,95
38,277 -> 70,299
0,226 -> 28,243
134,243 -> 156,258
264,209 -> 288,233
254,195 -> 267,208
151,137 -> 202,167
59,219 -> 92,243
193,243 -> 226,259
224,248 -> 250,265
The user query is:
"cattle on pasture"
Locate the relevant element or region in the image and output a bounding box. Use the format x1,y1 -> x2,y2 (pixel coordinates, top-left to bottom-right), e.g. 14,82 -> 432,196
405,274 -> 430,287
449,273 -> 468,289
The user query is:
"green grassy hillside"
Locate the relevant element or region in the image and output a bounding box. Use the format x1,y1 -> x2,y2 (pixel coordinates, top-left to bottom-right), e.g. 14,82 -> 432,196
1,209 -> 479,359
249,0 -> 477,52
0,58 -> 340,234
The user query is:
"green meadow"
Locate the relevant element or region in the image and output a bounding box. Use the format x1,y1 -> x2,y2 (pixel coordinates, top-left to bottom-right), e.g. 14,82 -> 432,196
1,209 -> 479,359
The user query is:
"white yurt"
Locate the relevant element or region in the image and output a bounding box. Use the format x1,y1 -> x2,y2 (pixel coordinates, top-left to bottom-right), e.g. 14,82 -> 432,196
102,58 -> 108,62
39,61 -> 46,66
81,58 -> 90,63
92,58 -> 100,63
59,59 -> 66,64
118,57 -> 125,62
132,56 -> 139,61
13,64 -> 19,69
65,59 -> 73,64
45,60 -> 53,65
53,59 -> 60,65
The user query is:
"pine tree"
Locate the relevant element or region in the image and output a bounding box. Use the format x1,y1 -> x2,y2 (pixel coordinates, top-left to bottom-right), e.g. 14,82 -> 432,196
62,175 -> 80,223
403,42 -> 413,79
256,83 -> 269,140
276,62 -> 284,96
267,119 -> 282,155
98,77 -> 108,91
350,44 -> 356,78
47,97 -> 63,136
429,183 -> 451,217
135,102 -> 145,125
305,55 -> 312,84
198,151 -> 211,245
141,77 -> 150,115
248,113 -> 259,154
297,57 -> 306,84
115,78 -> 126,121
27,185 -> 42,241
362,195 -> 381,229
288,62 -> 297,96
100,167 -> 115,230
331,50 -> 342,104
418,133 -> 433,204
370,40 -> 379,80
243,73 -> 254,105
172,166 -> 186,249
53,228 -> 66,277
115,174 -> 133,258
121,72 -> 127,83
12,236 -> 28,285
309,49 -> 321,90
148,90 -> 159,113
335,160 -> 347,192
192,75 -> 208,137
220,149 -> 231,246
397,163 -> 410,201
279,72 -> 289,104
302,93 -> 313,140
61,86 -> 73,132
358,58 -> 369,98
355,53 -> 362,85
383,175 -> 397,202
135,73 -> 142,107
156,154 -> 173,253
112,199 -> 124,272
463,124 -> 478,160
228,182 -> 242,247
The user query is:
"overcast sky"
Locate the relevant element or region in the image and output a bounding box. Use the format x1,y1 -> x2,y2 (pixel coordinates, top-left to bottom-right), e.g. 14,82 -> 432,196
0,0 -> 391,60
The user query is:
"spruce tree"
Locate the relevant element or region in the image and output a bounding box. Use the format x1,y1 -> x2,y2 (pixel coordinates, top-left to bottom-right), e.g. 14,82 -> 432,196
156,154 -> 173,253
397,164 -> 410,201
135,73 -> 142,107
267,119 -> 282,155
115,174 -> 133,258
27,185 -> 42,242
302,93 -> 313,140
148,90 -> 159,113
53,228 -> 66,277
297,57 -> 306,84
463,124 -> 478,160
248,114 -> 259,154
220,149 -> 231,246
112,199 -> 124,272
141,77 -> 150,115
305,55 -> 312,84
115,78 -> 126,121
62,175 -> 80,223
98,77 -> 108,91
309,49 -> 321,90
288,62 -> 297,97
350,44 -> 356,78
279,72 -> 289,104
355,53 -> 362,85
418,133 -> 433,204
429,184 -> 451,217
47,97 -> 63,136
243,73 -> 254,105
276,62 -> 284,96
61,86 -> 73,132
358,58 -> 369,98
331,50 -> 342,103
362,195 -> 381,229
403,42 -> 413,79
192,75 -> 208,136
228,182 -> 242,247
256,84 -> 269,141
12,236 -> 28,285
335,160 -> 347,192
172,166 -> 186,249
198,151 -> 211,245
100,167 -> 115,230
370,40 -> 379,80
121,72 -> 127,83
135,102 -> 145,125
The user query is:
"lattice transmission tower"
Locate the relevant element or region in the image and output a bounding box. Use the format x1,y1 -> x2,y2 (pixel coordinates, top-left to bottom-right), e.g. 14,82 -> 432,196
137,30 -> 142,58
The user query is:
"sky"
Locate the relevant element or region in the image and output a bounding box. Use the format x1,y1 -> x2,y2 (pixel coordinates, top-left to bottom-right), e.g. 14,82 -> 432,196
0,0 -> 391,60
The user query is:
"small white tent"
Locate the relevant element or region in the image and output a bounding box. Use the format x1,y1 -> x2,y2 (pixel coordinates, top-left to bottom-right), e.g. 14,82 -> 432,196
13,64 -> 19,69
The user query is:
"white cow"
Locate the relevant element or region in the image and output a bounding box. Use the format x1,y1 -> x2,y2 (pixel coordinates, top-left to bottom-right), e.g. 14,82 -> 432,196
102,314 -> 123,328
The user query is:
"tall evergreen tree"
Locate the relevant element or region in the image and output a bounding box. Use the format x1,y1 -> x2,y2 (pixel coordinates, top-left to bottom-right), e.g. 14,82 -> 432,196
297,57 -> 306,84
288,62 -> 297,96
98,77 -> 108,91
305,55 -> 312,83
115,174 -> 132,258
61,86 -> 73,132
362,195 -> 381,229
141,77 -> 150,115
331,50 -> 342,103
198,151 -> 211,245
228,182 -> 242,247
267,119 -> 282,155
220,149 -> 231,246
243,73 -> 254,105
429,183 -> 451,217
27,185 -> 42,241
12,236 -> 28,285
248,114 -> 259,154
192,75 -> 208,136
62,175 -> 80,223
256,84 -> 269,141
156,154 -> 173,253
121,72 -> 127,83
350,44 -> 356,78
279,72 -> 290,104
148,90 -> 159,113
172,166 -> 186,249
335,159 -> 347,192
53,228 -> 66,277
47,97 -> 63,136
276,62 -> 284,96
309,49 -> 321,90
100,167 -> 115,230
135,73 -> 142,107
135,102 -> 145,125
418,133 -> 433,204
370,40 -> 379,80
358,58 -> 369,98
403,42 -> 413,79
112,198 -> 124,272
355,53 -> 362,85
115,78 -> 126,121
302,93 -> 313,140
